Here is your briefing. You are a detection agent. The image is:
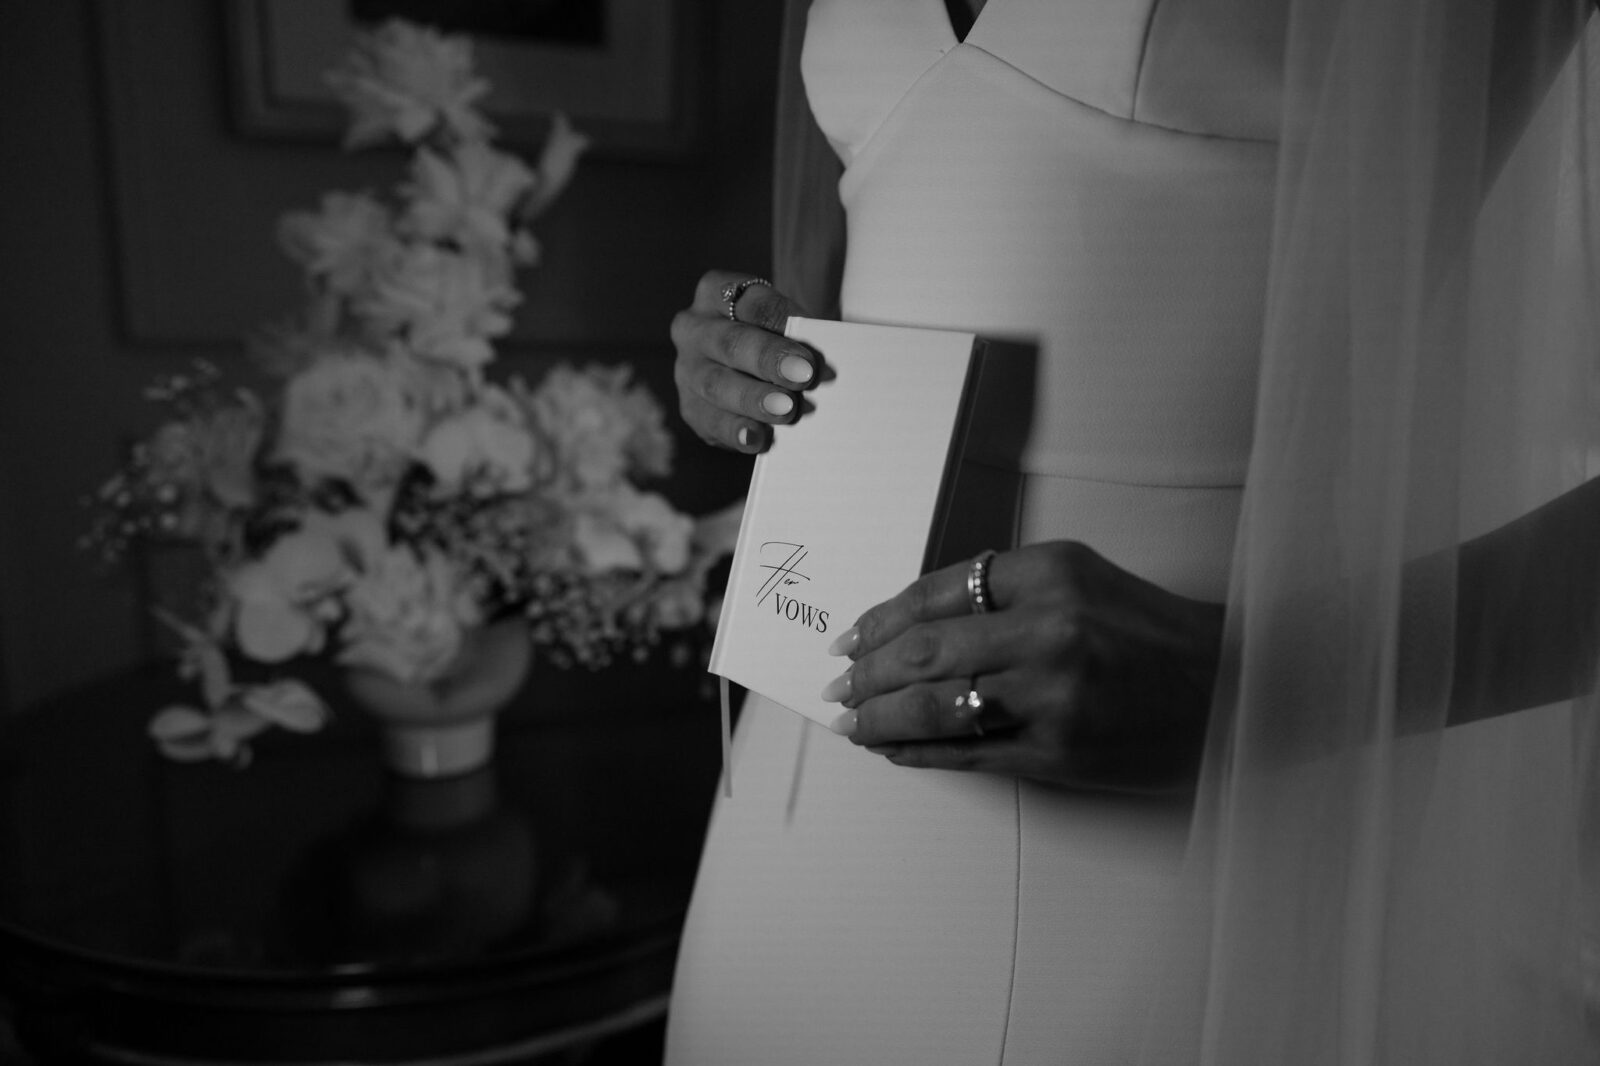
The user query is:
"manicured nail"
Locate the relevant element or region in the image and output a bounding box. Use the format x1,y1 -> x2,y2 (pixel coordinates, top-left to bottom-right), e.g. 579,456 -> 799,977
820,670 -> 852,703
828,709 -> 857,736
826,626 -> 859,657
762,392 -> 795,417
737,425 -> 754,449
779,352 -> 813,384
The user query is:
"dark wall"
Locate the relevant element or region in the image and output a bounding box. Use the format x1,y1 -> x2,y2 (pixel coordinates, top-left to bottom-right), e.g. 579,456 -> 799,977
0,1 -> 780,711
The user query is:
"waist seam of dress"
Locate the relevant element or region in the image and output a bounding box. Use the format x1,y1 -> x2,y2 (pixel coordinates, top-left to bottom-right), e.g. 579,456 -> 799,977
960,453 -> 1247,491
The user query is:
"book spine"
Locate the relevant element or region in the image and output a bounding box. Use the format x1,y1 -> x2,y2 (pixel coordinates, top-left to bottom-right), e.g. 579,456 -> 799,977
924,338 -> 985,573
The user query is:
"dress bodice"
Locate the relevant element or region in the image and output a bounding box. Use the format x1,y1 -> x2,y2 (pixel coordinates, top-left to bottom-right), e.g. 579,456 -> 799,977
805,0 -> 1289,155
801,0 -> 1281,493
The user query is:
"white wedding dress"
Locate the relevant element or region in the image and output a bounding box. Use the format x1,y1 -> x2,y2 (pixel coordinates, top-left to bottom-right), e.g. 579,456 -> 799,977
666,4 -> 1277,1062
667,1 -> 1598,1062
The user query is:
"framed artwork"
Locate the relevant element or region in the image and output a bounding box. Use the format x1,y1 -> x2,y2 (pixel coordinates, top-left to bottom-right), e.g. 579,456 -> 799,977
225,0 -> 701,159
93,0 -> 744,347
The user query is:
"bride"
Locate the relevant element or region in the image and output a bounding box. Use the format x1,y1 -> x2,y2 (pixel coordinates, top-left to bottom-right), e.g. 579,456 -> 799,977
666,0 -> 1600,1061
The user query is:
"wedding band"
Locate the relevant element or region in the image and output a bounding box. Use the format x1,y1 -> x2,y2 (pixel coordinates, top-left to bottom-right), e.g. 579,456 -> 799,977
954,681 -> 986,736
721,276 -> 772,322
966,549 -> 997,615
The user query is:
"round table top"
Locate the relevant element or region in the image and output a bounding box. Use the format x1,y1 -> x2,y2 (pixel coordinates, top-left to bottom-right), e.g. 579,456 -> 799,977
0,655 -> 723,1063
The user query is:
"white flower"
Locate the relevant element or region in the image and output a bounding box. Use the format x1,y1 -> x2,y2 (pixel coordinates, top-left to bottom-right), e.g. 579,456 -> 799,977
239,679 -> 328,733
223,508 -> 386,663
149,704 -> 272,766
404,141 -> 534,259
573,485 -> 695,576
227,523 -> 348,662
693,498 -> 746,561
571,508 -> 645,573
649,578 -> 706,630
339,544 -> 483,683
526,365 -> 674,492
419,384 -> 537,494
620,488 -> 695,573
388,345 -> 470,415
249,305 -> 343,378
524,112 -> 591,220
326,20 -> 493,148
134,397 -> 262,545
148,615 -> 329,766
277,191 -> 397,296
196,398 -> 265,509
276,350 -> 423,490
360,246 -> 518,369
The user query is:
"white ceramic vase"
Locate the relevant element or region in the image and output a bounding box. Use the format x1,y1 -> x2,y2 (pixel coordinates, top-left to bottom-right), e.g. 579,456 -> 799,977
342,618 -> 533,778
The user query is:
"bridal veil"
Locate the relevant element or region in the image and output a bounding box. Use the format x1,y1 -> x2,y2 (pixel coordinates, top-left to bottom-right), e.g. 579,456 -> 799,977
1147,0 -> 1600,1060
771,0 -> 1600,1060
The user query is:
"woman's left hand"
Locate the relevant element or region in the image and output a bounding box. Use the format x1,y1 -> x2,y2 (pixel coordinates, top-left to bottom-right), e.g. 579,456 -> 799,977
822,541 -> 1225,794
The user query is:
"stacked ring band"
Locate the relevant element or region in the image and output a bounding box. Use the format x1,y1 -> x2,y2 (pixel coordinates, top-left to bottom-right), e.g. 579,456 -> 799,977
966,549 -> 997,615
721,276 -> 773,322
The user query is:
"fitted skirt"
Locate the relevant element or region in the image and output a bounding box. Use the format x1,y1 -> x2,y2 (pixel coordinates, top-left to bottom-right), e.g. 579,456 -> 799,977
664,469 -> 1241,1064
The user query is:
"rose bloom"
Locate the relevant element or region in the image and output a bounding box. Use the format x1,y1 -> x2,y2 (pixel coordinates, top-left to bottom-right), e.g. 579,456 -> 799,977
389,346 -> 469,416
526,365 -> 674,492
360,246 -> 518,370
276,351 -> 423,491
573,485 -> 695,576
339,544 -> 483,683
277,191 -> 397,297
226,521 -> 352,662
419,384 -> 537,494
648,577 -> 707,630
195,395 -> 265,508
404,141 -> 534,258
325,20 -> 493,147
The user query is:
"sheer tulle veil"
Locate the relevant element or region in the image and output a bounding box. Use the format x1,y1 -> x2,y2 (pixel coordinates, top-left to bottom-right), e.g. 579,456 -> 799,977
1143,0 -> 1600,1060
771,0 -> 1600,1058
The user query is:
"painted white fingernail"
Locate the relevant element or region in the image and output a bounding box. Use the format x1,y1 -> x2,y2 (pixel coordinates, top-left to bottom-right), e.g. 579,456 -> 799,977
826,625 -> 859,657
762,392 -> 795,417
820,670 -> 852,703
828,709 -> 857,736
779,353 -> 813,384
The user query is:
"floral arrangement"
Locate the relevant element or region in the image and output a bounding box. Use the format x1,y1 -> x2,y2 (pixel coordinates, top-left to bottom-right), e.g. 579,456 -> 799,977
86,21 -> 737,764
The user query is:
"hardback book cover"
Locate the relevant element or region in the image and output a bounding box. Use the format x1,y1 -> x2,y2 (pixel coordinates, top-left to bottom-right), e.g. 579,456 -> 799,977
707,316 -> 985,726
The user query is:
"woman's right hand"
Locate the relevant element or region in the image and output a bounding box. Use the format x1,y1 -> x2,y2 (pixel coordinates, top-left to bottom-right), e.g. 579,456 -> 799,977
671,270 -> 819,453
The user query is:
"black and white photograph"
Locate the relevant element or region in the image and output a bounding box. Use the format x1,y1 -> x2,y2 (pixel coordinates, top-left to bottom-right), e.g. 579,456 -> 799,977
1,1 -> 1598,1063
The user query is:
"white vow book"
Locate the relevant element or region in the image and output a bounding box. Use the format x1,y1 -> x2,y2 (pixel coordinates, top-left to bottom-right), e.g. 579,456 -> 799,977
708,317 -> 984,727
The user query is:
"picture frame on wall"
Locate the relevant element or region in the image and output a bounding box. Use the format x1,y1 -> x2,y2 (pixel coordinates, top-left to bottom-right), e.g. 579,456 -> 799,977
225,0 -> 701,159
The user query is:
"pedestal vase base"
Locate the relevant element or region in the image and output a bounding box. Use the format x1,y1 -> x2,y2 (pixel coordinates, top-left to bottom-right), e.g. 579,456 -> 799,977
379,718 -> 496,778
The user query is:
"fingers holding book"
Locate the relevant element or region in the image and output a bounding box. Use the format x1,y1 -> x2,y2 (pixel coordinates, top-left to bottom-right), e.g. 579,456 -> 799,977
672,270 -> 820,454
822,541 -> 1226,794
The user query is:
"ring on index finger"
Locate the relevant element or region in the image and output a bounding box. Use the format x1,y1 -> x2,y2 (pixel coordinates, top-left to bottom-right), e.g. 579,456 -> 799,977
966,549 -> 997,615
721,276 -> 773,322
954,679 -> 987,736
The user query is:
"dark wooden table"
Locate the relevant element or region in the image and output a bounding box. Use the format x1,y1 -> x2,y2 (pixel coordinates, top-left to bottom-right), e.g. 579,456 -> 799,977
0,657 -> 723,1064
